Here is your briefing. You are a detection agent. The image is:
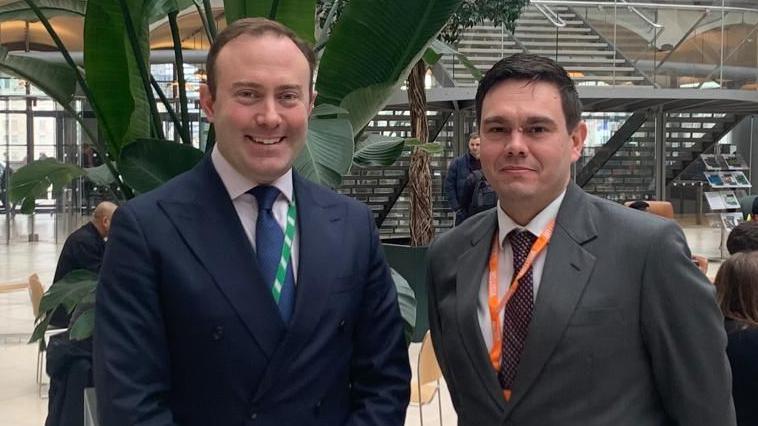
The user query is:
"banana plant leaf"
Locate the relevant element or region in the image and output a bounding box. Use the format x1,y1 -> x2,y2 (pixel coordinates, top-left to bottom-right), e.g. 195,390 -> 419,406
423,38 -> 482,80
119,138 -> 204,194
316,0 -> 463,132
83,164 -> 116,186
0,47 -> 76,109
69,307 -> 95,340
390,268 -> 416,345
353,134 -> 406,167
146,0 -> 196,23
0,0 -> 86,22
84,0 -> 152,158
8,158 -> 85,214
222,0 -> 316,43
29,269 -> 97,344
295,104 -> 353,188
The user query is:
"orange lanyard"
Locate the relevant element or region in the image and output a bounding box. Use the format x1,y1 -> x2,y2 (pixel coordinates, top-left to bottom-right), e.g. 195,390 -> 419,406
488,219 -> 555,372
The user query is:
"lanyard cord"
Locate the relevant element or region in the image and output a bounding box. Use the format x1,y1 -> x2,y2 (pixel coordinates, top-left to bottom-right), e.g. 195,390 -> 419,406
487,219 -> 556,371
271,194 -> 297,302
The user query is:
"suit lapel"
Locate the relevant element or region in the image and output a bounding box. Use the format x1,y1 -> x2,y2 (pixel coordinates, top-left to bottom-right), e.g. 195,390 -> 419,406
253,173 -> 344,400
157,157 -> 285,360
503,183 -> 598,417
455,211 -> 508,412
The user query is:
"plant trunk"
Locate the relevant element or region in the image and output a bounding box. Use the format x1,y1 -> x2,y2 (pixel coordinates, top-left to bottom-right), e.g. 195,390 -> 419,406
408,60 -> 434,246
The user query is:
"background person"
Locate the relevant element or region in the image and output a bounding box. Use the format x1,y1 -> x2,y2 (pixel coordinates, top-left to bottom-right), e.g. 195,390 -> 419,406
444,132 -> 481,225
427,53 -> 734,426
714,251 -> 758,426
727,221 -> 758,255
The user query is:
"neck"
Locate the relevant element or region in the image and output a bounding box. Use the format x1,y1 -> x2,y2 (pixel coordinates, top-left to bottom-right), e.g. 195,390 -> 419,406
499,183 -> 568,226
91,220 -> 106,238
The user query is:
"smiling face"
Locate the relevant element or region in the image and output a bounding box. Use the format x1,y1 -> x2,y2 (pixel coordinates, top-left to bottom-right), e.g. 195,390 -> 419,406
479,79 -> 586,224
199,33 -> 314,184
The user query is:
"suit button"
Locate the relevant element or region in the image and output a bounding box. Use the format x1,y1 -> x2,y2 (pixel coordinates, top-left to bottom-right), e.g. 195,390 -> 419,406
314,400 -> 321,415
212,326 -> 224,341
250,412 -> 257,421
338,320 -> 346,332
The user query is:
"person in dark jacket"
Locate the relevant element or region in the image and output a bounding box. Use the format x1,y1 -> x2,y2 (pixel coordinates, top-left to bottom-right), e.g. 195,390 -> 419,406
715,251 -> 758,426
444,132 -> 481,225
49,201 -> 117,327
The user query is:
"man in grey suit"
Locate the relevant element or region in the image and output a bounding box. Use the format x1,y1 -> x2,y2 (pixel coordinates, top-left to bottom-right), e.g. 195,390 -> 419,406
426,53 -> 735,426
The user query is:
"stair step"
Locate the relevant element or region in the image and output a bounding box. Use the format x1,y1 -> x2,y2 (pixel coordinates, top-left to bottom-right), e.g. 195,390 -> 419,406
521,41 -> 611,48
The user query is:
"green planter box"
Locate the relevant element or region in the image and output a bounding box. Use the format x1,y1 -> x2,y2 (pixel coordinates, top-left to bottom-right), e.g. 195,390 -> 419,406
382,239 -> 428,343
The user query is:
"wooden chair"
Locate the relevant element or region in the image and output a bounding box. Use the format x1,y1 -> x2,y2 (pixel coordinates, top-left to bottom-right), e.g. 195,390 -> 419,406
28,273 -> 67,398
624,200 -> 674,219
411,331 -> 443,426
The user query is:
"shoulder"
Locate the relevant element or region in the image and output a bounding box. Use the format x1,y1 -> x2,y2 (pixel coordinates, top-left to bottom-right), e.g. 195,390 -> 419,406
296,174 -> 373,218
119,160 -> 208,215
430,210 -> 494,256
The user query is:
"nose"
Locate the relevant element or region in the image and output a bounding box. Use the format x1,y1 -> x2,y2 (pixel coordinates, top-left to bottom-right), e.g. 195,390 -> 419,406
255,97 -> 281,128
504,129 -> 528,157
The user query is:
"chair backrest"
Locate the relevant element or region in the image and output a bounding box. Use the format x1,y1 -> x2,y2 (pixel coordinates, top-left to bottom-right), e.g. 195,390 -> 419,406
417,331 -> 443,386
27,273 -> 44,319
624,200 -> 674,219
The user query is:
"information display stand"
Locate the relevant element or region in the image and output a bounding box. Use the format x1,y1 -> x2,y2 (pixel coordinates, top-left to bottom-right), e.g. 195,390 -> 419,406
701,153 -> 751,259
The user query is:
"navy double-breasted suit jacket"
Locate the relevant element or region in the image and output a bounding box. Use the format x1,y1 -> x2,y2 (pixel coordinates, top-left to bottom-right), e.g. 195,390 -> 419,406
94,156 -> 410,426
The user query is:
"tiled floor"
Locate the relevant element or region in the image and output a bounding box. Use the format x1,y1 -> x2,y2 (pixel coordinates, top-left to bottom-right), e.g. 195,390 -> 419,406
0,214 -> 725,425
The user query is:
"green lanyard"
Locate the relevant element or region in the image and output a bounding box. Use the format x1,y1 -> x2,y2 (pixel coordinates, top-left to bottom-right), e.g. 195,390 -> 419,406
272,194 -> 297,302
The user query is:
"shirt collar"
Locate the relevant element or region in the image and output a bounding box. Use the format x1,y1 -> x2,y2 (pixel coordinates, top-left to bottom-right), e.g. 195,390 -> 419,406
211,145 -> 294,203
497,189 -> 566,247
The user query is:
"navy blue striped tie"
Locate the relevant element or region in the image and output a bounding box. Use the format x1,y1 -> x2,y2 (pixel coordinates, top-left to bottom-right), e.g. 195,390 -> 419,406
249,185 -> 295,323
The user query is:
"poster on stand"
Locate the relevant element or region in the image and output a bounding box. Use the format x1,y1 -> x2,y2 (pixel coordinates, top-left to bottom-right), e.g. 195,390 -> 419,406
720,212 -> 745,231
700,154 -> 722,170
705,191 -> 727,210
721,154 -> 749,170
704,172 -> 726,187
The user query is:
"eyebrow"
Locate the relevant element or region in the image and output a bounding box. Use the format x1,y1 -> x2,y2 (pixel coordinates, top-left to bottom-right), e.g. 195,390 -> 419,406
481,115 -> 558,127
230,82 -> 304,93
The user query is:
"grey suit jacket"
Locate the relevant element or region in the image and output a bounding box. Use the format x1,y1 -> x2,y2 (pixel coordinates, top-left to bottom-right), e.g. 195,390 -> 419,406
427,183 -> 735,426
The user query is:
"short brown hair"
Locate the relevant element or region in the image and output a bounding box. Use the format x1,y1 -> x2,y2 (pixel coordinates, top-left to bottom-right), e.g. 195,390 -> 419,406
476,53 -> 582,132
205,17 -> 316,97
468,131 -> 479,140
715,251 -> 758,328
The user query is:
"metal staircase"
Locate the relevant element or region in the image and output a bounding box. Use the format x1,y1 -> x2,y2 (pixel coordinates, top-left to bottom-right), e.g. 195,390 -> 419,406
443,4 -> 652,87
579,112 -> 746,201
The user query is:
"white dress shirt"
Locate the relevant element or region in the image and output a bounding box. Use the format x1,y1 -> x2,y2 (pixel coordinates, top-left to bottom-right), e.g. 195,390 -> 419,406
477,190 -> 566,351
211,146 -> 299,282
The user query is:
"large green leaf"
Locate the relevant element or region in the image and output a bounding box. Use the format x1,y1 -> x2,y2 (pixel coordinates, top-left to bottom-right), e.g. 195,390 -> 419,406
295,104 -> 353,188
423,38 -> 482,80
0,0 -> 86,22
84,0 -> 151,158
8,158 -> 85,214
390,268 -> 416,345
353,134 -> 405,167
119,138 -> 204,194
29,269 -> 97,343
146,0 -> 195,23
83,164 -> 116,186
222,0 -> 316,43
0,47 -> 76,108
69,307 -> 95,340
316,0 -> 463,131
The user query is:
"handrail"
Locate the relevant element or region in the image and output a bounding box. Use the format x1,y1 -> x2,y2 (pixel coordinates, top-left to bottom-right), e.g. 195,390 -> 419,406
530,0 -> 758,14
619,0 -> 662,28
533,3 -> 568,27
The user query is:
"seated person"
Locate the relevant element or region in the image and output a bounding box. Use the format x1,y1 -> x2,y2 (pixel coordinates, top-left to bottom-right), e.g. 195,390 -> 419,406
727,221 -> 758,255
714,251 -> 758,426
628,200 -> 650,211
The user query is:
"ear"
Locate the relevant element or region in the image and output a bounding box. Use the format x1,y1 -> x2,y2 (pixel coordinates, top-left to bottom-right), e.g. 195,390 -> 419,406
199,83 -> 215,122
308,89 -> 317,116
569,121 -> 587,162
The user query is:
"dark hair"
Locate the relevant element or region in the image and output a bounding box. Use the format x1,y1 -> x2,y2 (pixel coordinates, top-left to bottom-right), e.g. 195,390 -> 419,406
205,17 -> 316,97
727,221 -> 758,255
475,53 -> 582,131
628,200 -> 650,211
714,251 -> 758,327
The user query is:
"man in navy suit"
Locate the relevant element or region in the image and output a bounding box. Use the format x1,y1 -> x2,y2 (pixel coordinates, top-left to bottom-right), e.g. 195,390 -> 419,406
94,18 -> 410,426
